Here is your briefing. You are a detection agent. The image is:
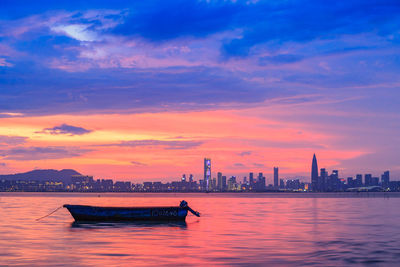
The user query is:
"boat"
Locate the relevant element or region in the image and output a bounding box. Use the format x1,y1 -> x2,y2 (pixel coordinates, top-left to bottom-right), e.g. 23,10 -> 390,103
63,200 -> 200,222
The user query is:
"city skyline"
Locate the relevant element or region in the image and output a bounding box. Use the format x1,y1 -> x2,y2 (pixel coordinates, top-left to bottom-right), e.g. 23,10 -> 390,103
1,154 -> 398,192
0,154 -> 396,186
1,1 -> 400,180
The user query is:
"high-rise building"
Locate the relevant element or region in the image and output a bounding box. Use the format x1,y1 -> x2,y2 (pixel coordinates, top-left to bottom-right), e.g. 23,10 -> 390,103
257,172 -> 266,190
365,174 -> 372,186
189,174 -> 193,182
217,172 -> 223,191
311,154 -> 318,191
382,171 -> 390,188
228,176 -> 237,191
249,172 -> 254,185
355,174 -> 362,187
274,167 -> 279,188
347,177 -> 354,188
330,170 -> 340,191
222,175 -> 227,190
279,179 -> 285,189
204,158 -> 211,191
320,168 -> 327,191
182,174 -> 186,182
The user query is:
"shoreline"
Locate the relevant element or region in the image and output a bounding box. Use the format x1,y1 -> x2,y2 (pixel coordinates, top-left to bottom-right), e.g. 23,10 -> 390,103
1,191 -> 400,198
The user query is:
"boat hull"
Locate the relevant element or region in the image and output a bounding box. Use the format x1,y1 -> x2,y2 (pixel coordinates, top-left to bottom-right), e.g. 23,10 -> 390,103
64,204 -> 188,222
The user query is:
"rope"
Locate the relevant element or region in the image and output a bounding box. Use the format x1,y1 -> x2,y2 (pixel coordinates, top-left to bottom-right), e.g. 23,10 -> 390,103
36,205 -> 63,221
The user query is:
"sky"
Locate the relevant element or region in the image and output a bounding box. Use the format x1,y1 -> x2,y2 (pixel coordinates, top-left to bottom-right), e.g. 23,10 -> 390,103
0,0 -> 399,182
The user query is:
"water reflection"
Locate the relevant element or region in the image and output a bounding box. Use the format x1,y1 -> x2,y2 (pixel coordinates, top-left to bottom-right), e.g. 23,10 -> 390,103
1,193 -> 400,266
70,220 -> 188,229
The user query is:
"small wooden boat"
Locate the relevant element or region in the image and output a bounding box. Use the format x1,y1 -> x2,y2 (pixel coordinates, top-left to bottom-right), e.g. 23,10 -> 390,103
63,200 -> 200,222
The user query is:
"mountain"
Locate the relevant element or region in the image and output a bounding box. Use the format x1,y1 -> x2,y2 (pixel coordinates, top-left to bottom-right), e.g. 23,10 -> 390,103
0,169 -> 82,183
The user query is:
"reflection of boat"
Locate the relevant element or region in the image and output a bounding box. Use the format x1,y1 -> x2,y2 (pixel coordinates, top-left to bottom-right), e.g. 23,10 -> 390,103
64,200 -> 200,222
70,220 -> 187,229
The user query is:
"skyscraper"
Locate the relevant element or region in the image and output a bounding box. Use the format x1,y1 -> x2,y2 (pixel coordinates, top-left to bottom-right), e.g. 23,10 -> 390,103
204,158 -> 211,191
320,168 -> 327,191
311,154 -> 318,191
279,179 -> 284,189
217,172 -> 222,191
355,174 -> 362,187
365,174 -> 372,186
257,172 -> 266,190
382,171 -> 390,189
274,167 -> 279,188
222,175 -> 227,191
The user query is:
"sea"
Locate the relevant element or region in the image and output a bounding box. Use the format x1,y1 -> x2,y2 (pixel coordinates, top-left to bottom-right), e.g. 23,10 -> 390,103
1,192 -> 400,266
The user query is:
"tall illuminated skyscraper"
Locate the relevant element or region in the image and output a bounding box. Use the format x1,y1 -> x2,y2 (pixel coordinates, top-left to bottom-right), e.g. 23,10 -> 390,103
204,158 -> 211,191
311,154 -> 318,191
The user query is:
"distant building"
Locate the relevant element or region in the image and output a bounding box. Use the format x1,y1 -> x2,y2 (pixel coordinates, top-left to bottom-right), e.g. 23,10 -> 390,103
222,176 -> 227,191
286,179 -> 301,190
212,177 -> 217,190
319,168 -> 327,191
204,158 -> 211,191
355,174 -> 363,187
114,181 -> 131,192
311,154 -> 318,191
279,179 -> 285,189
371,177 -> 379,186
257,172 -> 266,190
365,174 -> 372,186
382,171 -> 390,189
347,177 -> 354,188
217,172 -> 223,191
228,176 -> 237,191
274,167 -> 279,188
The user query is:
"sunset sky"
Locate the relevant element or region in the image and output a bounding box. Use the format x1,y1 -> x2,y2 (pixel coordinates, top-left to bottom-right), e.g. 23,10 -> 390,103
0,0 -> 399,182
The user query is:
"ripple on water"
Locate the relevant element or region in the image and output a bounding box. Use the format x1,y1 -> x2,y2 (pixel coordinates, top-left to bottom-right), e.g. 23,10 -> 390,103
1,193 -> 400,266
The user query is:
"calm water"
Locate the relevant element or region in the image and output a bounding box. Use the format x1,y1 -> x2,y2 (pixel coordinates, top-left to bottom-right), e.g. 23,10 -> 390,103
1,192 -> 400,266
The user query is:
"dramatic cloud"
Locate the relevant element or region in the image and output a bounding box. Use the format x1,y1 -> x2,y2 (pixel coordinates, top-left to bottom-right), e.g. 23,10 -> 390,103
0,146 -> 91,161
0,0 -> 399,179
105,140 -> 203,150
0,0 -> 399,116
0,135 -> 28,145
221,0 -> 400,57
38,124 -> 92,135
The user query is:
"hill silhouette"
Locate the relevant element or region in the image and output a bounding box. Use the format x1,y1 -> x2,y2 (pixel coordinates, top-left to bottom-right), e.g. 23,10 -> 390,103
0,169 -> 82,183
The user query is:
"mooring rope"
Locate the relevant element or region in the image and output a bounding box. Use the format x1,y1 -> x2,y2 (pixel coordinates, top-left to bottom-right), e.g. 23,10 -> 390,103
36,205 -> 63,221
